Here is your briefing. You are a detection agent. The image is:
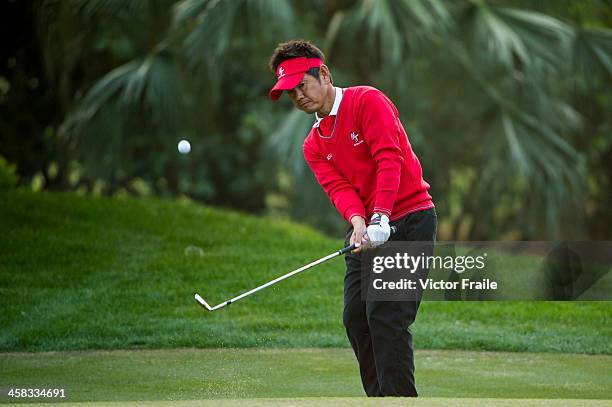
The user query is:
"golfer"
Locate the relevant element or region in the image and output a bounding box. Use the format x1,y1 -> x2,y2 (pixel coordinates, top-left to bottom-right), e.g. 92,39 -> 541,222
268,40 -> 437,397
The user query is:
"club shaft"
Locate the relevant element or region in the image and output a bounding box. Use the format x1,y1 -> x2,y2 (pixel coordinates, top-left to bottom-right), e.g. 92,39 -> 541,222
221,250 -> 342,306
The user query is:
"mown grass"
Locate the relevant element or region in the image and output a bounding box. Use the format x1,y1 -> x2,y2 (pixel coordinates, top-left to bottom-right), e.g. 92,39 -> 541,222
0,190 -> 610,353
11,400 -> 612,407
1,349 -> 610,401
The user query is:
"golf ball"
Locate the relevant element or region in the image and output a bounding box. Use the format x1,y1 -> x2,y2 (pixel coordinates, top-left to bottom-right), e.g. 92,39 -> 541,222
178,139 -> 191,154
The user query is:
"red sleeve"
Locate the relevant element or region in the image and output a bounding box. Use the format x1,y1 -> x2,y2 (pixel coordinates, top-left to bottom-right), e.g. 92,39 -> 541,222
357,90 -> 404,217
303,141 -> 366,223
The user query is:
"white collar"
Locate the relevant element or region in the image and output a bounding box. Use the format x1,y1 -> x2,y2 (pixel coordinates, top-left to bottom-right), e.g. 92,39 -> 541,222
314,87 -> 343,128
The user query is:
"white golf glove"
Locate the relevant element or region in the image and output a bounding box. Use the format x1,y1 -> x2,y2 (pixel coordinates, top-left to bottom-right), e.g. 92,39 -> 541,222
366,213 -> 391,247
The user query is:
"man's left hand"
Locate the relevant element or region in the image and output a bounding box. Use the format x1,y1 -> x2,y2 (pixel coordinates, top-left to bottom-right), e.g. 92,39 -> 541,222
366,213 -> 391,247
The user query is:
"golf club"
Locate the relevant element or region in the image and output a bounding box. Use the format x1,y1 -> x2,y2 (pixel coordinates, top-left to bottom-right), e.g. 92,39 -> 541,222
195,226 -> 398,311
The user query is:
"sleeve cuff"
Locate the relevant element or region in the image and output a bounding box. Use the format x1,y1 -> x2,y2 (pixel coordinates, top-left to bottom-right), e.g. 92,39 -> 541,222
373,207 -> 392,217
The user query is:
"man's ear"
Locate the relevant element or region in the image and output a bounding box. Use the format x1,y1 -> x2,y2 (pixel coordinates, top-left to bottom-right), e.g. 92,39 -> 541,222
320,64 -> 333,85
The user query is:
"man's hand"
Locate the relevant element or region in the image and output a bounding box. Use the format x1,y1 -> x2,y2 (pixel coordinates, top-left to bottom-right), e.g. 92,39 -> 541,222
349,215 -> 368,253
366,213 -> 391,247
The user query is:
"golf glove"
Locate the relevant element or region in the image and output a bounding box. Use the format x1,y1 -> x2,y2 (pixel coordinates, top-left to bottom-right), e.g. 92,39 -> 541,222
366,213 -> 391,246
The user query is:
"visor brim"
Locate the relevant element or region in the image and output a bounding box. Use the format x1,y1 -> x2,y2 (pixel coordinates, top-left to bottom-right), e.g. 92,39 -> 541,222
268,72 -> 305,101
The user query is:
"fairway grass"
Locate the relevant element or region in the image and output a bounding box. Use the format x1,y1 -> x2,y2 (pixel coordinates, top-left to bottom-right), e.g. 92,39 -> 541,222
1,348 -> 610,403
9,399 -> 612,407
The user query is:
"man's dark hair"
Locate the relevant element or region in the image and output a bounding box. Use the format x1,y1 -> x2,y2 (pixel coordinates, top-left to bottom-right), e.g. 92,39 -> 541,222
269,40 -> 325,80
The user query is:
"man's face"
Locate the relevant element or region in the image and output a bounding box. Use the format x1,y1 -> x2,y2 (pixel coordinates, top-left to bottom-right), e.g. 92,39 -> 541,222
286,73 -> 327,114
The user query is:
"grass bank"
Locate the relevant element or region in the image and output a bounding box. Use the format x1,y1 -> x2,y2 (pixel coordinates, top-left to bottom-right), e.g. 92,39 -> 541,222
0,191 -> 610,353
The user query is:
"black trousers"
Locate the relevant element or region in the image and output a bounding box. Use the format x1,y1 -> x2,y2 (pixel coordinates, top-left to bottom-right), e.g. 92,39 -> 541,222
343,208 -> 437,397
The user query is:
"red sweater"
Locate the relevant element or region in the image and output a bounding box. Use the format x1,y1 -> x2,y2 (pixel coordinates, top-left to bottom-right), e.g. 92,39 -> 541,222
303,86 -> 434,223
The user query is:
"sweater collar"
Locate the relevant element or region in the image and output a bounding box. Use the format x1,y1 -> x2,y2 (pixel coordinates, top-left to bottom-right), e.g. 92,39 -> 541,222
314,87 -> 343,128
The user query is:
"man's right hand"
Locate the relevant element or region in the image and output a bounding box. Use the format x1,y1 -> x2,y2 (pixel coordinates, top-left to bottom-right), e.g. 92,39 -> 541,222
349,215 -> 368,253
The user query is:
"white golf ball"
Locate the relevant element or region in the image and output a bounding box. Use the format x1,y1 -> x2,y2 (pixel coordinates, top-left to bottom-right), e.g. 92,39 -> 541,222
178,139 -> 191,154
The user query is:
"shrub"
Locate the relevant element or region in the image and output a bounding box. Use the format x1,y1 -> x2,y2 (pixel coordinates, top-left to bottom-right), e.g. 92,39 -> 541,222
0,155 -> 19,190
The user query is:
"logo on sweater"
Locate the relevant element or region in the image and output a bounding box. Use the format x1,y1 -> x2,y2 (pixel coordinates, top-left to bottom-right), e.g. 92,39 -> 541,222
326,153 -> 332,160
351,131 -> 363,147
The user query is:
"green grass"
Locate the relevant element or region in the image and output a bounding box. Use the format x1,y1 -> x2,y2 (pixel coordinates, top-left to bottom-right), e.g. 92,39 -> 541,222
0,190 -> 611,353
1,348 -> 610,402
8,400 -> 612,407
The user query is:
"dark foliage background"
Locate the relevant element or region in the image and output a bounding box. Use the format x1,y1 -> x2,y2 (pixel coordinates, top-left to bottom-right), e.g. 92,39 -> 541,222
1,0 -> 611,240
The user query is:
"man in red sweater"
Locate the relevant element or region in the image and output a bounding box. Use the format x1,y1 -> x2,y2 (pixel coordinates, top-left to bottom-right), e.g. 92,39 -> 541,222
268,40 -> 437,397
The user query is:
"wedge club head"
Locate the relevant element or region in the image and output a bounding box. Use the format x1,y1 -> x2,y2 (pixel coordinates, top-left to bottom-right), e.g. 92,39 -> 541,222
194,293 -> 214,311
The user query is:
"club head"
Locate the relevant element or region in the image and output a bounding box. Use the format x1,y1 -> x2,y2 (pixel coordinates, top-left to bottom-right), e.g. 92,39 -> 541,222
194,293 -> 214,311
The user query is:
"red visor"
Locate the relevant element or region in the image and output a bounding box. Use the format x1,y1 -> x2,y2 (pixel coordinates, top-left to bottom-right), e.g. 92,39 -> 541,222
269,57 -> 323,101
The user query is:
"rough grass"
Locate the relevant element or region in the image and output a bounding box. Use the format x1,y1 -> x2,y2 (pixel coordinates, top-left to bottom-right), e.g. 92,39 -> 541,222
0,190 -> 610,353
1,348 -> 610,402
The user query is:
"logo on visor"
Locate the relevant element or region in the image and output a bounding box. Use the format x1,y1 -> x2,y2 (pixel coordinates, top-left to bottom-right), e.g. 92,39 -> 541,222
278,67 -> 285,78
